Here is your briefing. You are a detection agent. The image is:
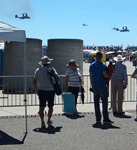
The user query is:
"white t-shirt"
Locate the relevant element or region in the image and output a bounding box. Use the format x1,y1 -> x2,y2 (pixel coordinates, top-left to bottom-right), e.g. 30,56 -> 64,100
66,68 -> 82,87
34,66 -> 58,91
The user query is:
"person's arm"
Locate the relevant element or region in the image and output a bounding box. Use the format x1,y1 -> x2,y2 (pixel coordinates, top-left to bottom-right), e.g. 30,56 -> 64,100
124,66 -> 128,83
131,73 -> 137,78
65,75 -> 69,92
33,78 -> 39,94
89,72 -> 93,87
78,68 -> 83,83
53,68 -> 60,81
131,68 -> 137,78
103,71 -> 109,79
56,75 -> 60,81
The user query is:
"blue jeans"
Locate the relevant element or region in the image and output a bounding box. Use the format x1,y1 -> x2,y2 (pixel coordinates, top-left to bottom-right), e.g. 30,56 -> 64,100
93,85 -> 109,122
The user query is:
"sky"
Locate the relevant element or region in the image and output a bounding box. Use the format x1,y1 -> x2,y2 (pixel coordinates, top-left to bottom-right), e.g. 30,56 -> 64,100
0,0 -> 137,49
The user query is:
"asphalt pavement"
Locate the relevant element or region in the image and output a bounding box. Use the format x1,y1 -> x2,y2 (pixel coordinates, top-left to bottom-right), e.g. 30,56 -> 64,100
0,110 -> 137,150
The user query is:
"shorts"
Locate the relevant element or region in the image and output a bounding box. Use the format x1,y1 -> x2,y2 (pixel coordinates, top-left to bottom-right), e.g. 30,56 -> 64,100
38,90 -> 55,107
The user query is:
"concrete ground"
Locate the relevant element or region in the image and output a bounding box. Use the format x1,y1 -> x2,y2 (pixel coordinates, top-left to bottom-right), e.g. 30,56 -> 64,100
0,111 -> 137,150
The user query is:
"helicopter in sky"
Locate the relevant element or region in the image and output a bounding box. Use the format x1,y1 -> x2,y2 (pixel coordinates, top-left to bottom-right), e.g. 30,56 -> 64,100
82,23 -> 88,26
112,27 -> 119,31
120,26 -> 130,32
15,13 -> 30,19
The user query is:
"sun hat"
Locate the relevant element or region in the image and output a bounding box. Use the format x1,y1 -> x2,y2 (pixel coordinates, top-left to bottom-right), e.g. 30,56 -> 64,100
66,59 -> 79,67
113,55 -> 125,62
39,56 -> 53,65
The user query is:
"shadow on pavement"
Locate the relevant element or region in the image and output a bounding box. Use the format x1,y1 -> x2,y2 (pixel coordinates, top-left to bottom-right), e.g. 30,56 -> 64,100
92,123 -> 121,130
33,124 -> 62,134
113,114 -> 132,118
0,130 -> 27,145
62,113 -> 85,119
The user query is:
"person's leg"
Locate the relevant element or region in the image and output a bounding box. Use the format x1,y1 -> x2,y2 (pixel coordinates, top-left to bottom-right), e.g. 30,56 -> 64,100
38,90 -> 46,125
99,86 -> 109,120
117,80 -> 124,113
47,107 -> 53,122
74,87 -> 79,111
93,85 -> 101,122
47,91 -> 55,123
68,87 -> 79,112
39,106 -> 45,124
111,79 -> 117,112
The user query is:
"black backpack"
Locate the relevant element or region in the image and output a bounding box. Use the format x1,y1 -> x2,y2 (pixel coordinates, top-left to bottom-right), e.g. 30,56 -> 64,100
47,68 -> 62,96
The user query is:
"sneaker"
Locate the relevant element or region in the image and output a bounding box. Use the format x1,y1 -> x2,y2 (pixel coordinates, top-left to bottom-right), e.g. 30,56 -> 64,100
41,122 -> 46,129
103,119 -> 114,124
47,119 -> 53,125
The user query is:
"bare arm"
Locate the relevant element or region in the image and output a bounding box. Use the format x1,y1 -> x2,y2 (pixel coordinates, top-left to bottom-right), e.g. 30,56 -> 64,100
89,72 -> 93,87
131,67 -> 137,79
56,75 -> 60,81
131,73 -> 136,78
103,71 -> 109,79
65,75 -> 69,92
33,78 -> 38,94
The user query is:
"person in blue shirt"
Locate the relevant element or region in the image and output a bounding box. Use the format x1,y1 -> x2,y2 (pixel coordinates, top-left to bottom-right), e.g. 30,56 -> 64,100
89,52 -> 114,124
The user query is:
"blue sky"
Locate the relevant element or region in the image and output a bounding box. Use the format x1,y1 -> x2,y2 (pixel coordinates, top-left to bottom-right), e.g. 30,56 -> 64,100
0,0 -> 137,49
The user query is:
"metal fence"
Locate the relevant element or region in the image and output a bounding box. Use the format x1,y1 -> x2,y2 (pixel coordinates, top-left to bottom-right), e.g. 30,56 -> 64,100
0,75 -> 136,107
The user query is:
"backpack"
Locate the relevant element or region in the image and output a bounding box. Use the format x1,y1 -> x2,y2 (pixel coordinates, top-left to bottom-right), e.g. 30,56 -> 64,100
47,68 -> 62,96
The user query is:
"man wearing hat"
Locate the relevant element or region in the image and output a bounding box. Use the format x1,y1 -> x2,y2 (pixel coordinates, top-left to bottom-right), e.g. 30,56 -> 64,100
33,56 -> 59,128
111,55 -> 128,115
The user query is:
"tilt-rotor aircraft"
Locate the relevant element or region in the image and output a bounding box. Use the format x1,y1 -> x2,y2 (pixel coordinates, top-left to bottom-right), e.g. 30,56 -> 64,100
15,13 -> 30,19
120,26 -> 130,32
112,26 -> 130,32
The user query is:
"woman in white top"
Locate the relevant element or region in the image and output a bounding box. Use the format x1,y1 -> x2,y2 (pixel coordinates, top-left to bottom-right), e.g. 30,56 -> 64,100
65,59 -> 82,112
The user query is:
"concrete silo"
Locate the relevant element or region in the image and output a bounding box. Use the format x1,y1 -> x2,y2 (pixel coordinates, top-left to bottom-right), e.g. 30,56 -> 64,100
3,38 -> 42,93
47,39 -> 83,90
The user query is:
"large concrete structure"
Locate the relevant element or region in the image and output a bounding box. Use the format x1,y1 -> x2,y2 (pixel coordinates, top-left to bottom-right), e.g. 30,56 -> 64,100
47,39 -> 83,90
3,38 -> 42,93
47,39 -> 83,75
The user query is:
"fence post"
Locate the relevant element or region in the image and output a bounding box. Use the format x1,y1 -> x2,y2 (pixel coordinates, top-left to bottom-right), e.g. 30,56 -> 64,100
134,86 -> 137,121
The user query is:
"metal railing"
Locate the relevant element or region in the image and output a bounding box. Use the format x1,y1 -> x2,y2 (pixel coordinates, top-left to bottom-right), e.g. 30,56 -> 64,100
0,75 -> 136,107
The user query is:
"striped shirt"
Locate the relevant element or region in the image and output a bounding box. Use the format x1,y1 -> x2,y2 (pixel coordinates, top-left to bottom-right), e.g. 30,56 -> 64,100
66,68 -> 82,87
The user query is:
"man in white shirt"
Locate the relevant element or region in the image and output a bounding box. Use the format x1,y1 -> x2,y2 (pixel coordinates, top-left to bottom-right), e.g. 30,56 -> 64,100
111,55 -> 128,115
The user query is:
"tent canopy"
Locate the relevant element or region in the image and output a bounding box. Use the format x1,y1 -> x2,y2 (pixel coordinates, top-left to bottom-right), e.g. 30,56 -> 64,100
89,49 -> 99,55
0,21 -> 27,133
0,21 -> 26,42
89,50 -> 106,62
106,51 -> 115,55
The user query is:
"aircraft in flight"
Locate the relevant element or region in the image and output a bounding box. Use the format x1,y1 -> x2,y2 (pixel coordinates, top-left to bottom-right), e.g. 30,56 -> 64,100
15,13 -> 30,19
112,27 -> 119,31
82,23 -> 88,26
120,26 -> 130,32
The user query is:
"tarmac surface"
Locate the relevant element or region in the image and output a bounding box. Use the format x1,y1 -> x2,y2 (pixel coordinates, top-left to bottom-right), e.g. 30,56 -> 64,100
0,111 -> 137,150
0,60 -> 137,150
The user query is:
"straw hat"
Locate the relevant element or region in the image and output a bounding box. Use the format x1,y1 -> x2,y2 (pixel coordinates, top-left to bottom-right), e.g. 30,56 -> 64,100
113,55 -> 125,62
66,59 -> 79,67
39,56 -> 53,65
